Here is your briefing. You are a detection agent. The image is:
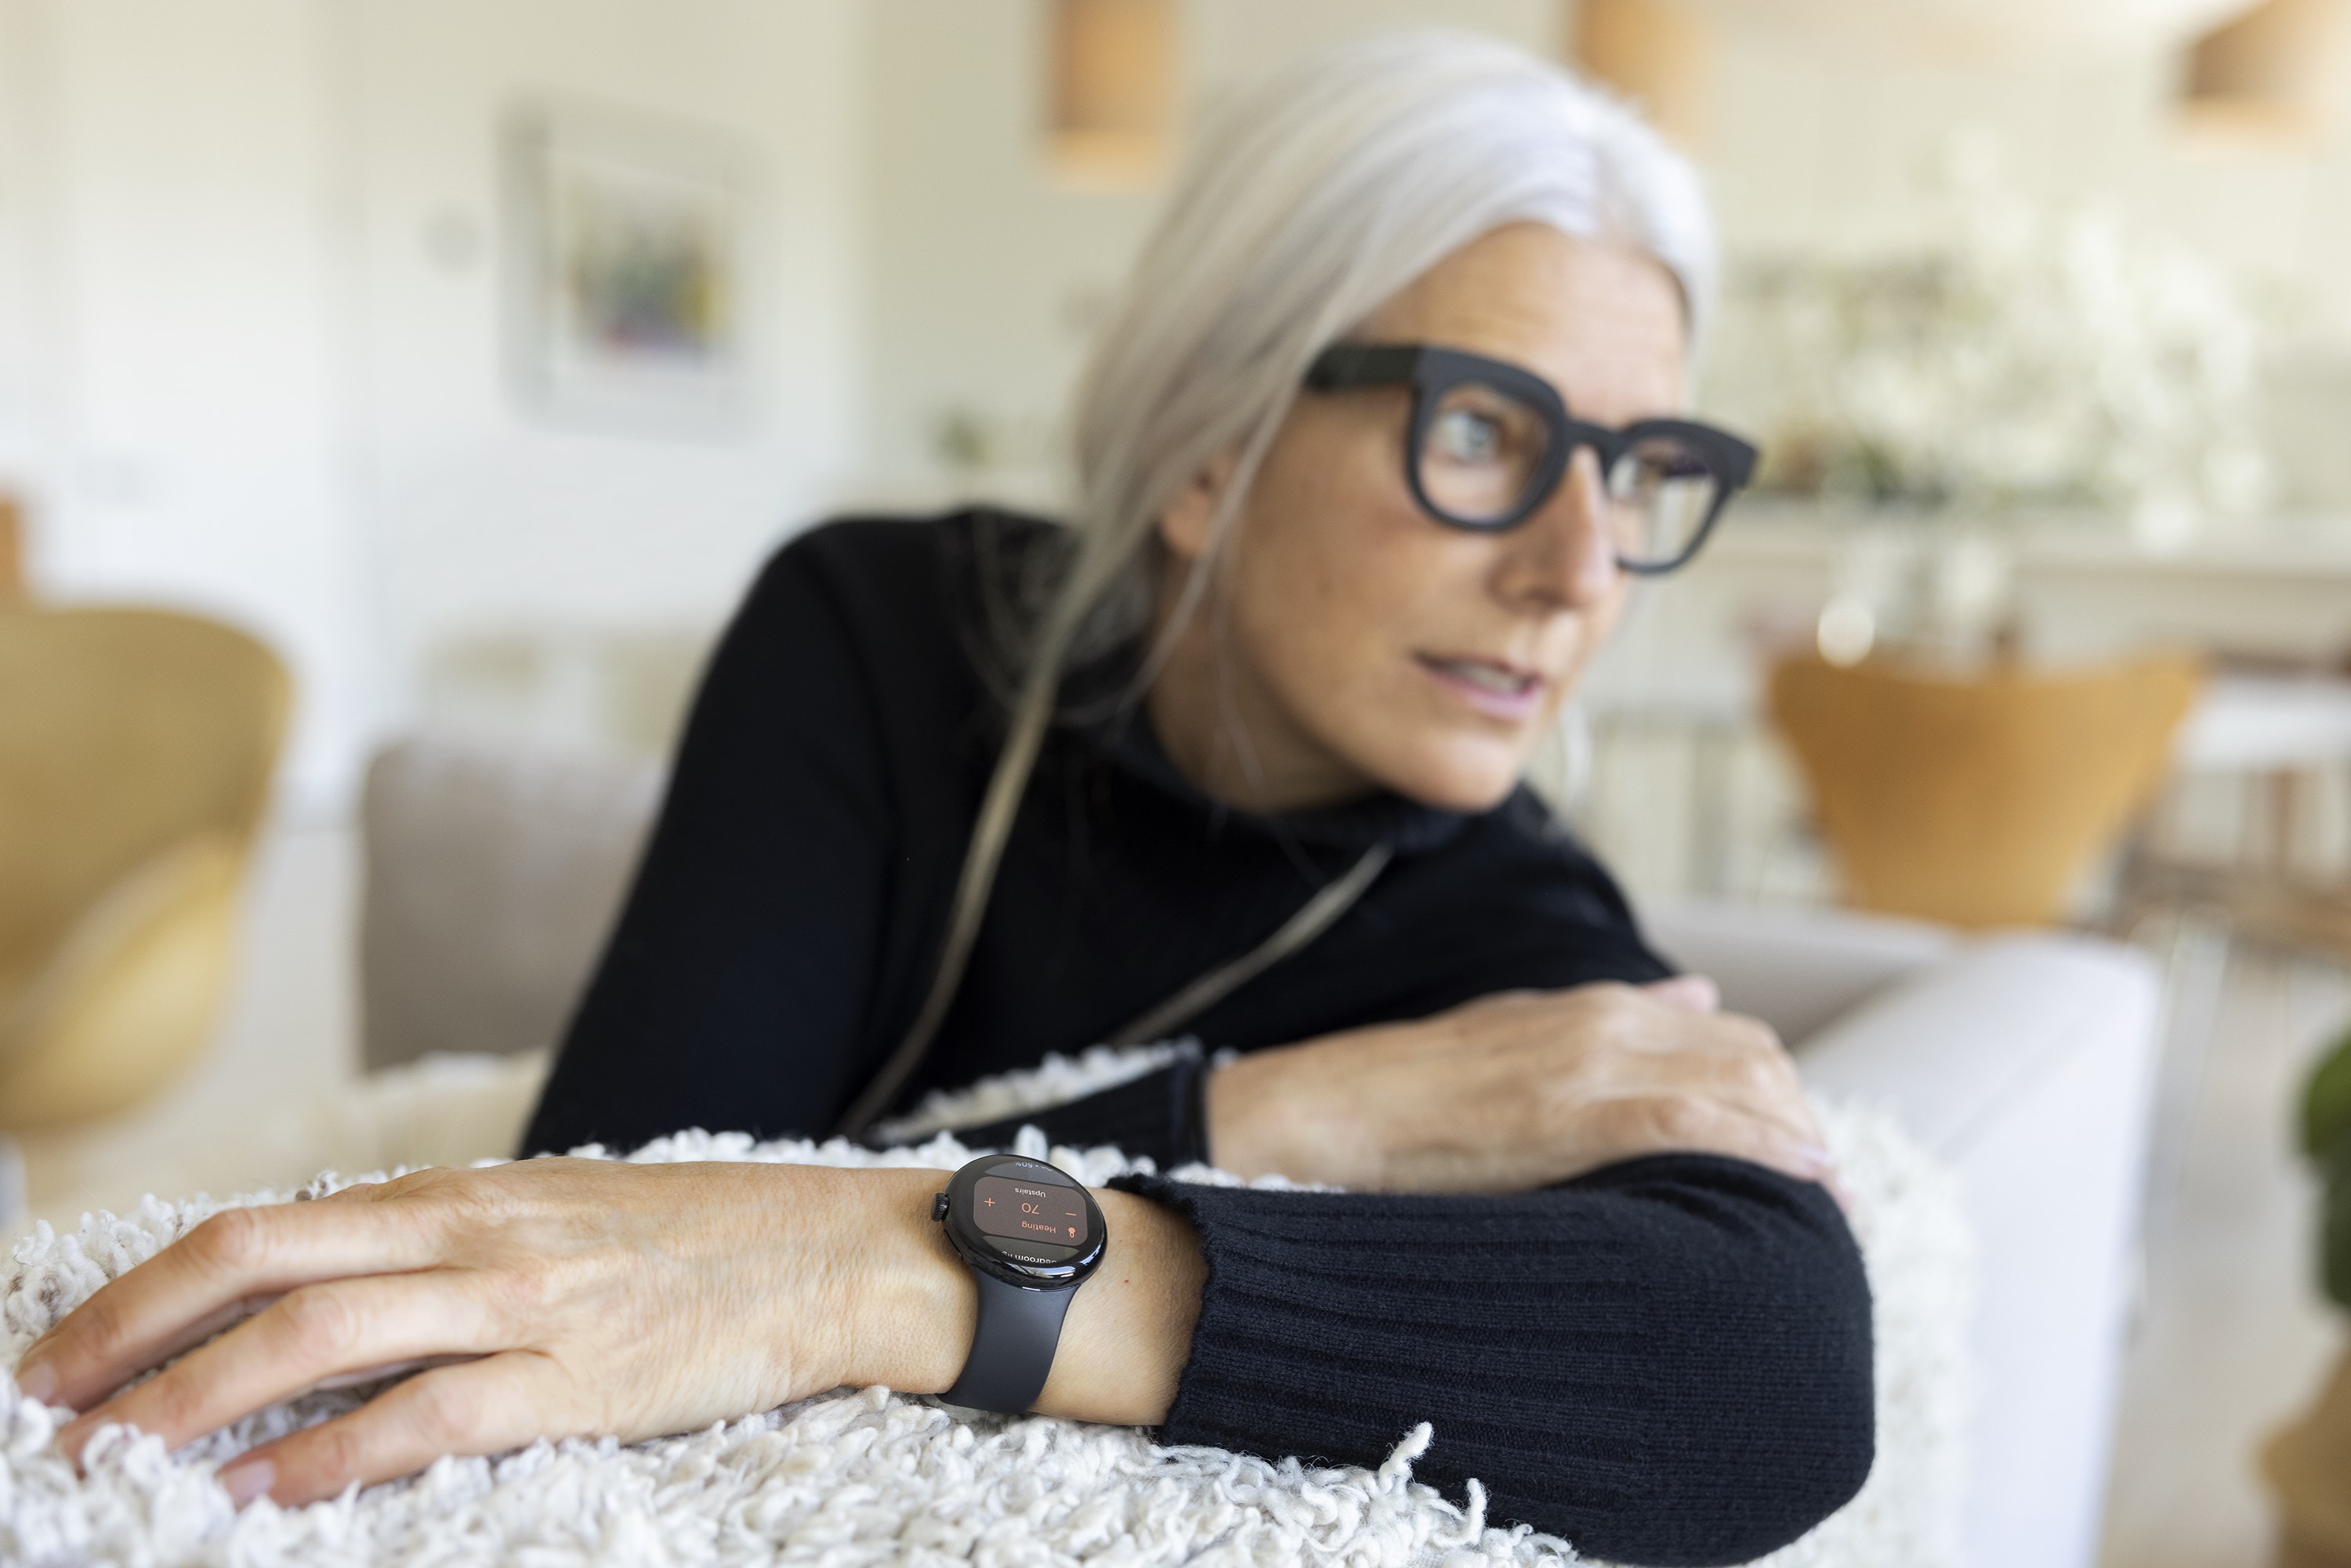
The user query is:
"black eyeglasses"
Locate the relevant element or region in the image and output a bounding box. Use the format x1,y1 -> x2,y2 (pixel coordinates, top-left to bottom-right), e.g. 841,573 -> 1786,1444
1303,342 -> 1759,574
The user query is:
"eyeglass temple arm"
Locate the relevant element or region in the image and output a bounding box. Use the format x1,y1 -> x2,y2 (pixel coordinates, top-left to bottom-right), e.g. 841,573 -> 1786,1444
1303,343 -> 1422,389
1708,429 -> 1761,490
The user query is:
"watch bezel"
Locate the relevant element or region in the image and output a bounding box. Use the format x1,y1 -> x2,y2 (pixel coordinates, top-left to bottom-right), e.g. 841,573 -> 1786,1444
938,1153 -> 1107,1289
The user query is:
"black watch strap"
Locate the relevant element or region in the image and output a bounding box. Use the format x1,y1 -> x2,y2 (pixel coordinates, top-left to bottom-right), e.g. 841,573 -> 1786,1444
943,1270 -> 1077,1414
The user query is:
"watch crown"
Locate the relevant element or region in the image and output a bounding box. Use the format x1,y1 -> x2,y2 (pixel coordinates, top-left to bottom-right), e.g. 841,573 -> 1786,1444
932,1192 -> 950,1222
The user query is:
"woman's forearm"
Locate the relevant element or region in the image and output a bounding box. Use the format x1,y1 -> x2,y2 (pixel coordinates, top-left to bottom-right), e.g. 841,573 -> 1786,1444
1123,1157 -> 1875,1565
24,1157 -> 1206,1508
842,1168 -> 1206,1425
1203,982 -> 1835,1194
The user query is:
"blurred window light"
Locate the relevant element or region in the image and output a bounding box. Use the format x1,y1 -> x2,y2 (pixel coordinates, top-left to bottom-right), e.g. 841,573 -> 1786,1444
2179,0 -> 2349,142
1566,0 -> 1713,150
1817,594 -> 1878,667
1046,0 -> 1176,188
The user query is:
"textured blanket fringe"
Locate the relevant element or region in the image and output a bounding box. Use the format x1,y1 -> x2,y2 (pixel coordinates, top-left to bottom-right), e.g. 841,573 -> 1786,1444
868,1039 -> 1203,1143
2,1096 -> 1971,1568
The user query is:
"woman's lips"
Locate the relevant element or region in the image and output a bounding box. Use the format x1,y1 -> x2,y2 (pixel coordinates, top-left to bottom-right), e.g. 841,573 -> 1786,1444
1414,653 -> 1548,722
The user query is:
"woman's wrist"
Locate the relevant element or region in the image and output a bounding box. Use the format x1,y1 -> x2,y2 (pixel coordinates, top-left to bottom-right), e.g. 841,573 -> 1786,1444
832,1167 -> 976,1397
829,1166 -> 1206,1426
1203,1040 -> 1382,1187
1034,1186 -> 1204,1424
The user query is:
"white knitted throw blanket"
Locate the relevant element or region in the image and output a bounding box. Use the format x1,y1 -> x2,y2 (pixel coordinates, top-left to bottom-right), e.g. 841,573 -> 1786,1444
0,1053 -> 1971,1568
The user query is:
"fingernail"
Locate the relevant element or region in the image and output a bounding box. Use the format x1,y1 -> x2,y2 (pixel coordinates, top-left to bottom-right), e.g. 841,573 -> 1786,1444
219,1458 -> 274,1507
14,1358 -> 55,1405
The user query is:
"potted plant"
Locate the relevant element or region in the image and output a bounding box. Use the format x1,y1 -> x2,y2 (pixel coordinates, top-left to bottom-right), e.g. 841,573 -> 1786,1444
2265,1027 -> 2351,1566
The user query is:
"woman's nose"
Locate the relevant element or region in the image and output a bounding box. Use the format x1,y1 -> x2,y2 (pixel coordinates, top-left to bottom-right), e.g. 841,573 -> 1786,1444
1497,447 -> 1619,610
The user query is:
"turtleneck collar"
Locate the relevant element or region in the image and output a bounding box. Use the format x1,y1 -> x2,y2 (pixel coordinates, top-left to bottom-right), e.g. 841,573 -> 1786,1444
1081,704 -> 1474,857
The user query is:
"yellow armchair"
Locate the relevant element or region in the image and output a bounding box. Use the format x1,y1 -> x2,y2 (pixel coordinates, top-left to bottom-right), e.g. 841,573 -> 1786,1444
0,606 -> 288,1130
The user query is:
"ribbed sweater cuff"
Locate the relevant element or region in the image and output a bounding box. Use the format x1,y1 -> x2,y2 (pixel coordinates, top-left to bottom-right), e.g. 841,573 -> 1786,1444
1107,1158 -> 1876,1566
1107,1173 -> 1477,1475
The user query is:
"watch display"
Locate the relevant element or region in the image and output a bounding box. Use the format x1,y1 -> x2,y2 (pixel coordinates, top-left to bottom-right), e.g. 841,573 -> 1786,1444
973,1173 -> 1090,1251
935,1153 -> 1107,1286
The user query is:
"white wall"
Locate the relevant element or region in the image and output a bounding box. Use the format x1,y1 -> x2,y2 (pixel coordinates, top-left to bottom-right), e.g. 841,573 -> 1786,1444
0,0 -> 867,810
0,0 -> 369,807
853,0 -> 2351,509
6,0 -> 2349,806
0,2 -> 51,491
1690,17 -> 2351,509
1696,19 -> 2351,340
854,0 -> 1559,508
341,0 -> 867,714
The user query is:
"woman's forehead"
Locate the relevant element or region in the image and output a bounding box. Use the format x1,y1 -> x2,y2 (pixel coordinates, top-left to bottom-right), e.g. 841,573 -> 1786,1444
1362,224 -> 1686,421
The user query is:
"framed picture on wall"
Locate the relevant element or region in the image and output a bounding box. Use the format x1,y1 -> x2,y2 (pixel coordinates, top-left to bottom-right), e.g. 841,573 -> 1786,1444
503,97 -> 766,436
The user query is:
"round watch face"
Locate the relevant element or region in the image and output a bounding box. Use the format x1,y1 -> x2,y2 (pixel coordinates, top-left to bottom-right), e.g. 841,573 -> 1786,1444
938,1153 -> 1107,1287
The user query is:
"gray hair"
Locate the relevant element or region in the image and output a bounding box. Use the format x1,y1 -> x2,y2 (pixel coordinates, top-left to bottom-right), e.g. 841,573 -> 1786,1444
837,30 -> 1715,1135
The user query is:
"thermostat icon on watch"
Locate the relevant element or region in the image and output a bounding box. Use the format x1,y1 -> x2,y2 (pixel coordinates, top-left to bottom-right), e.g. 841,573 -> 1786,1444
931,1153 -> 1107,1413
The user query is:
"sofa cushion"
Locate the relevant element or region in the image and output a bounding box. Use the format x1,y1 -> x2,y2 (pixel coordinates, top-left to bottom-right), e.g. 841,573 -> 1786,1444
1644,900 -> 1958,1047
1794,932 -> 2161,1161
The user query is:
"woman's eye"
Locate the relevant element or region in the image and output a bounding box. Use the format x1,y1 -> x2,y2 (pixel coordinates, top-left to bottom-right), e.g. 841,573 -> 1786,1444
1617,447 -> 1708,498
1430,409 -> 1505,463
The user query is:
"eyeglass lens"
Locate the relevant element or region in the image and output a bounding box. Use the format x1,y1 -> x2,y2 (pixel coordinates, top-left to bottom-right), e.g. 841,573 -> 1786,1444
1417,378 -> 1722,566
1607,435 -> 1722,567
1420,382 -> 1551,527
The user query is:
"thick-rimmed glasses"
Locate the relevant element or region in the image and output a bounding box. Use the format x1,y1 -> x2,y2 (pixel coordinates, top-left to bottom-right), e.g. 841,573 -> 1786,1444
1303,342 -> 1759,574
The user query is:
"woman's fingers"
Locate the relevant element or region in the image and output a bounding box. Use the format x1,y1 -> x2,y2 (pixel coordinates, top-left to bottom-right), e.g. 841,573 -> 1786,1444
19,1195 -> 443,1415
1599,1092 -> 1837,1190
1609,1001 -> 1821,1149
55,1273 -> 497,1464
311,1180 -> 389,1205
1698,1043 -> 1821,1147
216,1352 -> 552,1508
1579,1026 -> 1811,1138
1642,974 -> 1720,1013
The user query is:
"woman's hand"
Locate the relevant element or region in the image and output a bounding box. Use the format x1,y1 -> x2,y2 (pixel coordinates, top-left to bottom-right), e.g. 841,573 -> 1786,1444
13,1159 -> 1204,1507
1204,978 -> 1836,1195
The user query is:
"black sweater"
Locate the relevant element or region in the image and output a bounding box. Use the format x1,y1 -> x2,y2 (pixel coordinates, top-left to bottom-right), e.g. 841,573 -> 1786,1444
523,512 -> 1875,1567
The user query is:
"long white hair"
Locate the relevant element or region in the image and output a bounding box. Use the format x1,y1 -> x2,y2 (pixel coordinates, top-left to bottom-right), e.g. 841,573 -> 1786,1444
837,29 -> 1715,1134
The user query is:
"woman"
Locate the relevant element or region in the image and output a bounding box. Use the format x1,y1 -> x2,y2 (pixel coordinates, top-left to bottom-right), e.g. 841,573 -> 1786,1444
18,34 -> 1871,1568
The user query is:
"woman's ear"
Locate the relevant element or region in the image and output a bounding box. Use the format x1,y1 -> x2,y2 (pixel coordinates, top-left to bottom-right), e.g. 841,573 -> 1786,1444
1156,450 -> 1240,563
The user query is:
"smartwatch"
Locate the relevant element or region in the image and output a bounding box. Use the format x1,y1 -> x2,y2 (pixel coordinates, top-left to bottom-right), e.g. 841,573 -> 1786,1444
930,1153 -> 1107,1413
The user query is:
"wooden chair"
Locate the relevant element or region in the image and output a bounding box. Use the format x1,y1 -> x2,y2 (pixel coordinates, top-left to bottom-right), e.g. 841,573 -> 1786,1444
1769,654 -> 2202,929
0,494 -> 25,602
2117,668 -> 2351,964
0,605 -> 289,1129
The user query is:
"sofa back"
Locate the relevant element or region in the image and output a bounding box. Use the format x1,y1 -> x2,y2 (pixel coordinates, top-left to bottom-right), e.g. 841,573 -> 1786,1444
358,733 -> 1967,1072
360,735 -> 662,1070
